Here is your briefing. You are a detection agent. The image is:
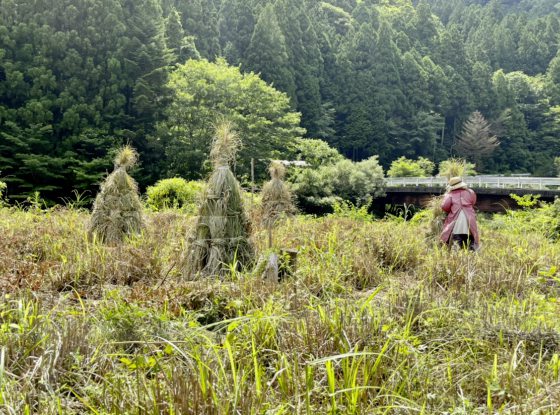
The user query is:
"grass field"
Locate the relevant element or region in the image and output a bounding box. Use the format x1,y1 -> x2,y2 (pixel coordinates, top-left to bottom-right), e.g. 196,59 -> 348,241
1,206 -> 560,414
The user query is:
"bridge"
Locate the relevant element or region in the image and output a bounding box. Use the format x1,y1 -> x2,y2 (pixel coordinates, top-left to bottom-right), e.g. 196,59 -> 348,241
379,176 -> 560,213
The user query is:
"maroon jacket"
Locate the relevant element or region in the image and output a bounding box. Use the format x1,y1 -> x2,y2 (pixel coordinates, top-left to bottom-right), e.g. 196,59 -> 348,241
440,188 -> 480,245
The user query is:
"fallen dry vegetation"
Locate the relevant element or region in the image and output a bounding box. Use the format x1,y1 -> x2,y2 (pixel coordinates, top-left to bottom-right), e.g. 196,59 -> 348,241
1,206 -> 560,414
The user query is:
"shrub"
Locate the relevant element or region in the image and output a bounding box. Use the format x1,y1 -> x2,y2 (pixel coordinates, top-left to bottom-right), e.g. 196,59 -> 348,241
438,158 -> 477,178
387,156 -> 434,177
146,178 -> 203,212
290,156 -> 385,211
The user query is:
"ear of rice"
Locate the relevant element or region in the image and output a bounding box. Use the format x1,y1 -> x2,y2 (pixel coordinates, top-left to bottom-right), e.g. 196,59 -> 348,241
115,145 -> 138,170
88,148 -> 144,245
210,119 -> 242,168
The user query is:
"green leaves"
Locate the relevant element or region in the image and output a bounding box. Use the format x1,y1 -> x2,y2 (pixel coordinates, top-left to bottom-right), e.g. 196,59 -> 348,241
159,58 -> 304,179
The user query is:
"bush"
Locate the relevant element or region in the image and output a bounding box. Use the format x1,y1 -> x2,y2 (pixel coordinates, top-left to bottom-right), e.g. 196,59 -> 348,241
146,178 -> 203,212
387,156 -> 434,177
290,156 -> 385,211
438,158 -> 477,178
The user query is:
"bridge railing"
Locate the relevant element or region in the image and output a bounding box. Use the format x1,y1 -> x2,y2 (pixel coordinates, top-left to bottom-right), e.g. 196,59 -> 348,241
385,176 -> 560,190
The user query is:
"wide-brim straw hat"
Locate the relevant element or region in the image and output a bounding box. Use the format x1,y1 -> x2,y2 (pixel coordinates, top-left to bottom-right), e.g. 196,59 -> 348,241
447,176 -> 468,191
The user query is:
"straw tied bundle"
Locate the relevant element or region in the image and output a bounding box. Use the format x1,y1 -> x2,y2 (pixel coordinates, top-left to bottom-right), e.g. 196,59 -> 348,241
185,121 -> 253,277
261,161 -> 295,248
88,146 -> 144,244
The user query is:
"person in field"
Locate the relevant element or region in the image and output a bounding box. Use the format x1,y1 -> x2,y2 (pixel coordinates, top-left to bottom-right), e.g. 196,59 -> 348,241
440,176 -> 480,251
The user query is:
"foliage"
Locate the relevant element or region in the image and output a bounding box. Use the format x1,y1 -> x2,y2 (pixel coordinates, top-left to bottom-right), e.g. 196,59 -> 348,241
554,156 -> 560,177
145,178 -> 203,212
510,193 -> 541,210
455,111 -> 500,170
0,0 -> 170,200
292,138 -> 344,168
387,156 -> 435,177
330,199 -> 373,222
290,156 -> 385,211
158,58 -> 304,180
488,197 -> 560,241
3,0 -> 560,200
438,158 -> 477,178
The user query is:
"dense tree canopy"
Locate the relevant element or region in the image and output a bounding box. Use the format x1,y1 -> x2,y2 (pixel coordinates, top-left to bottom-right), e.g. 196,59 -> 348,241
157,58 -> 304,180
1,0 -> 560,201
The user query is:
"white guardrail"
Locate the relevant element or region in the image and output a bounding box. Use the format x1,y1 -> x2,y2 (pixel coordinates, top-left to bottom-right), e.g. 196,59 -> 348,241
385,176 -> 560,190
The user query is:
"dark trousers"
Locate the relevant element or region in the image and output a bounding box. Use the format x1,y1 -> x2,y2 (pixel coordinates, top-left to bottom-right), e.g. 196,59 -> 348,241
450,234 -> 476,251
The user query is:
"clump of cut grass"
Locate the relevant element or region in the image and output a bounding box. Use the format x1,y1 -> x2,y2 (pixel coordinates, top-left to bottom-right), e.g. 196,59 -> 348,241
184,120 -> 253,278
260,160 -> 295,248
88,145 -> 144,245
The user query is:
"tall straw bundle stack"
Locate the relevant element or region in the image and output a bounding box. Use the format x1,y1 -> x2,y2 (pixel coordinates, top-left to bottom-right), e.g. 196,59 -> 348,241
261,160 -> 295,248
185,120 -> 253,277
88,146 -> 144,244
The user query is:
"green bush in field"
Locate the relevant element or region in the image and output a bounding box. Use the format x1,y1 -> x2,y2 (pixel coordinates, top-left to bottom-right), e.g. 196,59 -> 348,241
290,156 -> 385,211
145,178 -> 203,212
387,156 -> 434,177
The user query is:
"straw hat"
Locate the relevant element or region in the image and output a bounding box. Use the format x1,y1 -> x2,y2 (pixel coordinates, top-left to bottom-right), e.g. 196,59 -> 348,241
447,176 -> 468,191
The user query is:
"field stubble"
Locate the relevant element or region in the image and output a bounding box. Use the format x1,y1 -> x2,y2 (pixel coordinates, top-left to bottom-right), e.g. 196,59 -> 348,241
1,207 -> 560,414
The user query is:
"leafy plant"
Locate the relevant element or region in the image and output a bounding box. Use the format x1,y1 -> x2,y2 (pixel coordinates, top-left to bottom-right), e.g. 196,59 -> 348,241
290,156 -> 385,211
387,156 -> 434,177
146,178 -> 203,212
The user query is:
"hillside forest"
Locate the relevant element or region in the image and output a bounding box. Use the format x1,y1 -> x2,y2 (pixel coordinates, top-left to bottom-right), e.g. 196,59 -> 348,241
2,0 -> 560,202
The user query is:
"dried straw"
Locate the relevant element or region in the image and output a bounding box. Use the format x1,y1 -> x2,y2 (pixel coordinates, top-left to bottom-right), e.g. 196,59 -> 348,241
88,146 -> 144,245
185,122 -> 253,277
210,119 -> 242,169
426,195 -> 446,241
260,161 -> 295,247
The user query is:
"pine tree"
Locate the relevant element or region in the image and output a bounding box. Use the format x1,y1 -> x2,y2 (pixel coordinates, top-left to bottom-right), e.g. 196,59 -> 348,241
245,4 -> 296,100
455,111 -> 500,171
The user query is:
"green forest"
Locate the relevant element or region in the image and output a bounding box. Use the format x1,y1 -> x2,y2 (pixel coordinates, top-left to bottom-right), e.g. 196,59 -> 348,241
2,0 -> 560,201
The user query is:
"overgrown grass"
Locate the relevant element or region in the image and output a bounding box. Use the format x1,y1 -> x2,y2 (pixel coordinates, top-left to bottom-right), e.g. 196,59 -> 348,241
1,205 -> 560,414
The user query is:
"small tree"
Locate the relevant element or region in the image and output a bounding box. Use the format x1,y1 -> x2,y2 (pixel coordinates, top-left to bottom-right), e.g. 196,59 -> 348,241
454,111 -> 499,169
261,161 -> 295,248
185,120 -> 253,277
88,146 -> 144,244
